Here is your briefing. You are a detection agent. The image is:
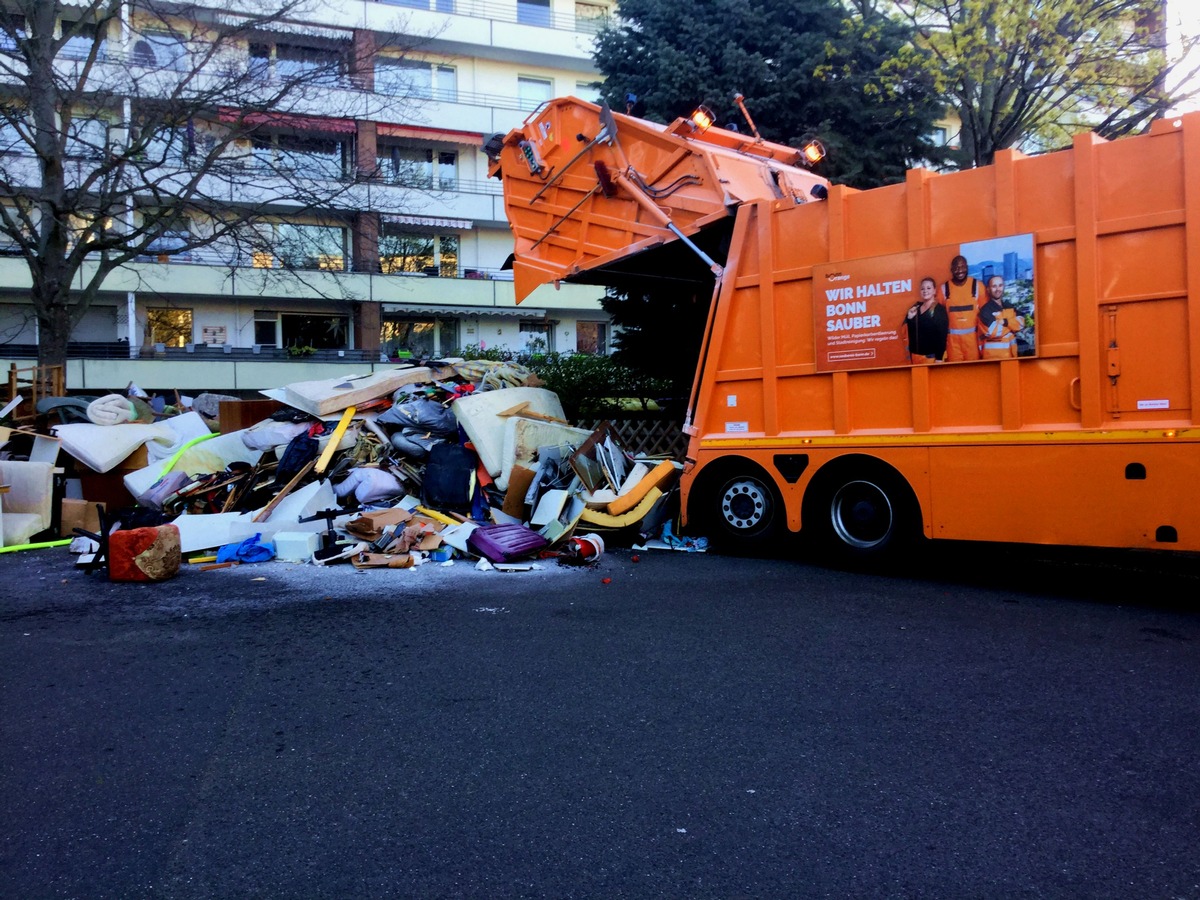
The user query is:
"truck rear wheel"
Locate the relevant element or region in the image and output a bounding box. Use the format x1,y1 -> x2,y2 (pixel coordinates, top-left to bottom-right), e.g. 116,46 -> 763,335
808,465 -> 918,565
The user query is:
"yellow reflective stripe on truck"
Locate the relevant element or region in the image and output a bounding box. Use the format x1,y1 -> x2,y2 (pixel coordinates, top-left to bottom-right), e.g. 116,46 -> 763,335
699,427 -> 1197,451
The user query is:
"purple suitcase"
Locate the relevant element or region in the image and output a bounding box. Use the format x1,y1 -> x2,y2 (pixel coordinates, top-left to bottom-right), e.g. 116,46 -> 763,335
467,524 -> 549,563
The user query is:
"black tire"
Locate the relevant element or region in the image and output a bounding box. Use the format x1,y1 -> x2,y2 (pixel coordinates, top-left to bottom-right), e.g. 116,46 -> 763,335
809,465 -> 918,565
696,467 -> 783,554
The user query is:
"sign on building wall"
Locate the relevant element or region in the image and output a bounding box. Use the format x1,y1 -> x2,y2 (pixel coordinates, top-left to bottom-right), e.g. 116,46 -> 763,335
202,325 -> 227,345
812,234 -> 1036,372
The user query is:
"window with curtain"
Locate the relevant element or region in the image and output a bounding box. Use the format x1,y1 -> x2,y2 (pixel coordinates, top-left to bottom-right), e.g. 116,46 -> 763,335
61,19 -> 104,60
517,0 -> 552,27
252,134 -> 348,179
575,321 -> 609,354
132,31 -> 188,70
248,42 -> 345,85
376,146 -> 456,189
520,320 -> 553,351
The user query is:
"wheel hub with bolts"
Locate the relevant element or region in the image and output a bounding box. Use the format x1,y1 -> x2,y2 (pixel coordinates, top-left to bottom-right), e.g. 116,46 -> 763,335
721,478 -> 768,531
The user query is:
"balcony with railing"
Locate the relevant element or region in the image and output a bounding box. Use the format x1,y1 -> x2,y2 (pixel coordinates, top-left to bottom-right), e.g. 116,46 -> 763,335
366,0 -> 610,34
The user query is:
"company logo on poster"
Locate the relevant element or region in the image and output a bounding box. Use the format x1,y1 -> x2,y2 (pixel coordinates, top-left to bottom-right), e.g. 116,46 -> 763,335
812,234 -> 1037,372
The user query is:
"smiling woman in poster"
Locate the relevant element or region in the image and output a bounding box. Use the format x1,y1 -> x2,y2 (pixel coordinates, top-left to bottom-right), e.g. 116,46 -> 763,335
902,276 -> 949,364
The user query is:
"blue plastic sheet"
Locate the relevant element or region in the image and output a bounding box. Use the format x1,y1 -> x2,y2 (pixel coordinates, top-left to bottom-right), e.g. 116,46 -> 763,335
216,532 -> 276,564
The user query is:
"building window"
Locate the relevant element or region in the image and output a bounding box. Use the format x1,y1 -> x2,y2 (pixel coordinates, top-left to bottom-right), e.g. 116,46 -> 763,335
255,222 -> 347,270
144,215 -> 191,259
278,223 -> 346,270
517,0 -> 552,27
379,231 -> 458,277
281,314 -> 349,350
254,311 -> 279,347
381,0 -> 455,9
930,126 -> 948,146
131,31 -> 188,70
65,115 -> 109,159
518,76 -> 553,111
575,321 -> 609,354
381,317 -> 458,359
139,122 -> 195,163
374,59 -> 457,102
147,308 -> 193,348
0,109 -> 29,155
249,42 -> 345,85
376,146 -> 456,190
575,2 -> 608,33
574,80 -> 602,103
0,16 -> 27,53
60,19 -> 104,61
520,320 -> 553,352
252,134 -> 348,180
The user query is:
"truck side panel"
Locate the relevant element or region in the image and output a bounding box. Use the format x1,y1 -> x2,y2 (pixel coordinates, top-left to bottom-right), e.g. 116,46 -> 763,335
685,116 -> 1200,552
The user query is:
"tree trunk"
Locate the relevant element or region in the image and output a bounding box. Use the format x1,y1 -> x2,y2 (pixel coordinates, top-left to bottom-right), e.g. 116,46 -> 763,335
35,297 -> 71,380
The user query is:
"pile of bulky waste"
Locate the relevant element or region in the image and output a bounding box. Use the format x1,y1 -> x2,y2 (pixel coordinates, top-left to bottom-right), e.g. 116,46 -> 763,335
1,359 -> 690,581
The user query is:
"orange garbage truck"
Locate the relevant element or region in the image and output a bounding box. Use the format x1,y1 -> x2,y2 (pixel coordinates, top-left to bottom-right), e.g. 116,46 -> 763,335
489,96 -> 1200,560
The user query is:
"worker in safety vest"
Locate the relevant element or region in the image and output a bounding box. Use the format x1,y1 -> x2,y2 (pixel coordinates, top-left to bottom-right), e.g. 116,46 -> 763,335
977,274 -> 1023,359
941,254 -> 984,361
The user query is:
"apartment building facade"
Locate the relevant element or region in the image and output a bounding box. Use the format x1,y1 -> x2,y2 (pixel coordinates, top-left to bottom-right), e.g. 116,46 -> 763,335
0,0 -> 615,385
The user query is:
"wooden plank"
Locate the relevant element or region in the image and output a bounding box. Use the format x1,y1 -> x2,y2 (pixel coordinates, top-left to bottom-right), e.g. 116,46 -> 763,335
314,406 -> 356,474
252,459 -> 316,523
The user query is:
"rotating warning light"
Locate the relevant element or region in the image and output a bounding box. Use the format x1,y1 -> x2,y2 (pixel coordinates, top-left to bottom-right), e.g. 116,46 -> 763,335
801,139 -> 826,166
690,105 -> 716,132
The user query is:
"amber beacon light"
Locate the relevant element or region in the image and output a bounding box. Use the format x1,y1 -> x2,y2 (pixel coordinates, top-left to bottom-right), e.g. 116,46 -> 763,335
690,105 -> 716,132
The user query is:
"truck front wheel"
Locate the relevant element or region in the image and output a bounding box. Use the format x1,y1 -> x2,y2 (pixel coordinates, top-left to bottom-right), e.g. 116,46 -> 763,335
693,466 -> 783,554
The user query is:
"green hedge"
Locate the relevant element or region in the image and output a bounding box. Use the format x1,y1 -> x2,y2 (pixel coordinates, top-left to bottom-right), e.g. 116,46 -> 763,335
453,345 -> 672,419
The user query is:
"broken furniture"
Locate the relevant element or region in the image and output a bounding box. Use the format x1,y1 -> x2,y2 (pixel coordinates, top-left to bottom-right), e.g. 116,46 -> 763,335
0,460 -> 57,546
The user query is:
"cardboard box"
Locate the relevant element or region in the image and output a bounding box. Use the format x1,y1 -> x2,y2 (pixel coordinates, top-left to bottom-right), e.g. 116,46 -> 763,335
60,498 -> 103,538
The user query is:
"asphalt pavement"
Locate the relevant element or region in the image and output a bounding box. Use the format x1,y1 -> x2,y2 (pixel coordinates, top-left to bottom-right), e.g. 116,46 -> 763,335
2,542 -> 1199,898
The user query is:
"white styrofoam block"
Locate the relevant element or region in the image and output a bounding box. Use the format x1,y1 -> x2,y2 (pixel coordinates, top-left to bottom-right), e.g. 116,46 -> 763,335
273,531 -> 320,561
170,511 -> 254,554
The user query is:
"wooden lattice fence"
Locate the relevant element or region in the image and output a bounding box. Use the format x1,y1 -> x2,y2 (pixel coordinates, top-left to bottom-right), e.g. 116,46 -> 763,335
575,415 -> 689,460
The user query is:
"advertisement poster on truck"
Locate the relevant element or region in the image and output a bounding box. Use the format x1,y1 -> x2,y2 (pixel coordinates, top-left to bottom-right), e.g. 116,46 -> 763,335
813,234 -> 1036,372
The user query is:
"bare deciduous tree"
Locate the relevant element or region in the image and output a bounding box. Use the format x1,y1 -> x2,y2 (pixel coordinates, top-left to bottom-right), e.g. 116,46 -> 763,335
0,0 -> 425,368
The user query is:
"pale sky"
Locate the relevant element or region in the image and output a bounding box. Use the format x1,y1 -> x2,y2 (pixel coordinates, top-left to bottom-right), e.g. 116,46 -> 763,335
1168,0 -> 1200,113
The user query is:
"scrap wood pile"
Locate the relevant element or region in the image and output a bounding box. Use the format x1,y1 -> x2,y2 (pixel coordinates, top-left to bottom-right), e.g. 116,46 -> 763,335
43,359 -> 682,577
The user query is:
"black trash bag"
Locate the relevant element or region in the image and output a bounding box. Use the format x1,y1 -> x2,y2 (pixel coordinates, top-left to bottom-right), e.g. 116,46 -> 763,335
274,430 -> 318,485
378,398 -> 459,461
422,443 -> 476,512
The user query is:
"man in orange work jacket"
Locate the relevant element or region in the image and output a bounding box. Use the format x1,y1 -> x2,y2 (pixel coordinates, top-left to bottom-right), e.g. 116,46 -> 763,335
941,254 -> 983,361
977,275 -> 1023,359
